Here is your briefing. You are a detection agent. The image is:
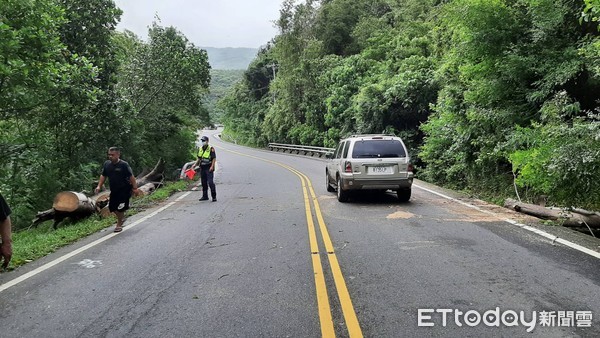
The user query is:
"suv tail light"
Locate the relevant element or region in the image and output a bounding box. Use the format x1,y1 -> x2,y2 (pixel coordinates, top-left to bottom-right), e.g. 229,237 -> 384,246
344,161 -> 352,173
407,163 -> 414,172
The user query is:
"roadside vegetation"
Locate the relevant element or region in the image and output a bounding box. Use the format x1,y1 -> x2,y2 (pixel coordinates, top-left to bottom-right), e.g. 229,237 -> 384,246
2,0 -> 600,266
1,0 -> 211,230
219,0 -> 600,210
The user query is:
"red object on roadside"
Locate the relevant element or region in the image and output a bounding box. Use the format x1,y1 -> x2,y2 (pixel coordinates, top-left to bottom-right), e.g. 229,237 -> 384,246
185,169 -> 195,180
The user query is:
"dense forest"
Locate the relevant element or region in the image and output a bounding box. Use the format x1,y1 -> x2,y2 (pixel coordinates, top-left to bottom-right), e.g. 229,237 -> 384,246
220,0 -> 600,210
2,0 -> 600,230
1,0 -> 211,229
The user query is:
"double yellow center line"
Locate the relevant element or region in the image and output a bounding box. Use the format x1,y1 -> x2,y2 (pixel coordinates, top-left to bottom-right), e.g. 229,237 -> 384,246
217,145 -> 363,338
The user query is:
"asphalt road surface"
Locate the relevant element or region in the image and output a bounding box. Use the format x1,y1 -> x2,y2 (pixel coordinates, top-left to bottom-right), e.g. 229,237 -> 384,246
1,131 -> 599,338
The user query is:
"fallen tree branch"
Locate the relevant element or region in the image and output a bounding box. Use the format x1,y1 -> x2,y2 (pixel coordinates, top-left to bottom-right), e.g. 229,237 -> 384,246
504,199 -> 600,228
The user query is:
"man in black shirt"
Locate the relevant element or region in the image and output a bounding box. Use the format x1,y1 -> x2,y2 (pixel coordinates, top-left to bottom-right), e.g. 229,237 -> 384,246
95,147 -> 139,232
0,192 -> 12,270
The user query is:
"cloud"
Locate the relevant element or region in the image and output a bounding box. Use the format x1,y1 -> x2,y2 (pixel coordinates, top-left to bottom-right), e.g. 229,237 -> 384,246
113,0 -> 282,48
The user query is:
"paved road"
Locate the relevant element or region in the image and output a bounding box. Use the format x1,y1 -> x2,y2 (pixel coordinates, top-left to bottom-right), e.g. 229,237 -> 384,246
1,131 -> 599,337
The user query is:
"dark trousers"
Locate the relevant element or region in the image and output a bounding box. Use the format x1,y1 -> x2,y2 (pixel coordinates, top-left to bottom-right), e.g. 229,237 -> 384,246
200,166 -> 216,198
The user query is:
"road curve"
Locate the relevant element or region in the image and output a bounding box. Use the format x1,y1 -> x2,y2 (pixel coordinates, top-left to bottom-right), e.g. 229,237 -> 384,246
0,131 -> 598,337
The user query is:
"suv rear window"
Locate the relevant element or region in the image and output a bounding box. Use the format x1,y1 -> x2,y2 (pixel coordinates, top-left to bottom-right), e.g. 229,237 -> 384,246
351,140 -> 406,158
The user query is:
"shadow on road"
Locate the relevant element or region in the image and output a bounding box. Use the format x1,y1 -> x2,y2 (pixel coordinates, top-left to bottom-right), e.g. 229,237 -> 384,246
342,190 -> 408,205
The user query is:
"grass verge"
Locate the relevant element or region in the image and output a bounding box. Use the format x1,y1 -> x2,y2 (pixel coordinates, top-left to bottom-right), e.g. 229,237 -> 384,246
6,180 -> 191,271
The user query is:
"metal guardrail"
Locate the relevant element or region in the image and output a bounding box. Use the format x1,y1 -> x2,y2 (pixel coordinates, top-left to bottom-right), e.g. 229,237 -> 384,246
268,143 -> 335,157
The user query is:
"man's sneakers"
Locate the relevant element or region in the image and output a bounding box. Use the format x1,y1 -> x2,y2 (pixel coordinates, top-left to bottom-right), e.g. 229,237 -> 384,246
212,198 -> 217,202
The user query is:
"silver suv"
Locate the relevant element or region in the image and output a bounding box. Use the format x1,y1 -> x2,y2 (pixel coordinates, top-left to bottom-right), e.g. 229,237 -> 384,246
325,134 -> 414,202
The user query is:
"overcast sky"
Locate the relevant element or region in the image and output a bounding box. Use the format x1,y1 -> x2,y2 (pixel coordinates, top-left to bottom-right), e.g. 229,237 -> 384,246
113,0 -> 284,48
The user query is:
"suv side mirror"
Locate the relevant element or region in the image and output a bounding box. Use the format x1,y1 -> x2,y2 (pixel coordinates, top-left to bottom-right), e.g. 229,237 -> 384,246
325,152 -> 333,159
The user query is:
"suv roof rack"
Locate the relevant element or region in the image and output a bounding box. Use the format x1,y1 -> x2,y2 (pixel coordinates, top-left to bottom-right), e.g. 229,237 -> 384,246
349,134 -> 396,138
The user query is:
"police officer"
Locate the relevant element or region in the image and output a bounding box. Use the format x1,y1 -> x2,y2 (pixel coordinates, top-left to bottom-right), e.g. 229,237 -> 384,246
194,135 -> 217,202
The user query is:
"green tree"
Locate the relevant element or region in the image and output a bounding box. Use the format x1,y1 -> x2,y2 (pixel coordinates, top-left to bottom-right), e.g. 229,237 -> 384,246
1,4 -> 213,229
0,0 -> 100,226
508,92 -> 600,208
39,0 -> 124,186
0,0 -> 70,118
420,0 -> 600,205
582,0 -> 600,24
217,0 -> 600,209
117,23 -> 211,170
220,46 -> 276,146
262,0 -> 326,144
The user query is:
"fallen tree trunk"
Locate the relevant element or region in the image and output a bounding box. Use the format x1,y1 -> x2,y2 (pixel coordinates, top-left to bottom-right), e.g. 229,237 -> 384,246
31,209 -> 56,228
53,191 -> 96,214
136,158 -> 165,187
504,198 -> 600,228
32,158 -> 165,229
137,182 -> 156,196
32,191 -> 104,229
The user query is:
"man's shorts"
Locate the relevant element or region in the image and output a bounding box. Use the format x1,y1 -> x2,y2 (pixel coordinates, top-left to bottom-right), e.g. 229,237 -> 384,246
0,193 -> 11,221
108,188 -> 131,212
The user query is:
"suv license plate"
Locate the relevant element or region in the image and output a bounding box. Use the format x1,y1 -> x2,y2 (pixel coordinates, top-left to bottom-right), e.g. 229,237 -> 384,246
368,166 -> 392,175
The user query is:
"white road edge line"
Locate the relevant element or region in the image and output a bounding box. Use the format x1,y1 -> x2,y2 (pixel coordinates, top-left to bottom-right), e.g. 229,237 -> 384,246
414,184 -> 600,259
0,190 -> 196,293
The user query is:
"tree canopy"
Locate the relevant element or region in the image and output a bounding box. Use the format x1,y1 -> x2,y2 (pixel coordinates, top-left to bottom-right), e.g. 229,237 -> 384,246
220,0 -> 600,209
0,0 -> 211,229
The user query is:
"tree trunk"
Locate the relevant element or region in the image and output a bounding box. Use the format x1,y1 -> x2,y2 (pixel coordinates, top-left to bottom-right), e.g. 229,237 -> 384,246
53,191 -> 97,213
136,158 -> 165,187
504,199 -> 600,228
31,209 -> 56,228
137,182 -> 156,196
51,192 -> 100,229
32,158 -> 166,229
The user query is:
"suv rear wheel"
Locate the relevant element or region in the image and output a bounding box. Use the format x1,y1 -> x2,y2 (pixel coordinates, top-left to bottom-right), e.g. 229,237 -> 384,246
397,188 -> 411,202
337,176 -> 349,202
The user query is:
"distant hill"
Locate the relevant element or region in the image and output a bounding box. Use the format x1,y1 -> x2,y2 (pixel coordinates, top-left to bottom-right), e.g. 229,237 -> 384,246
202,47 -> 258,70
